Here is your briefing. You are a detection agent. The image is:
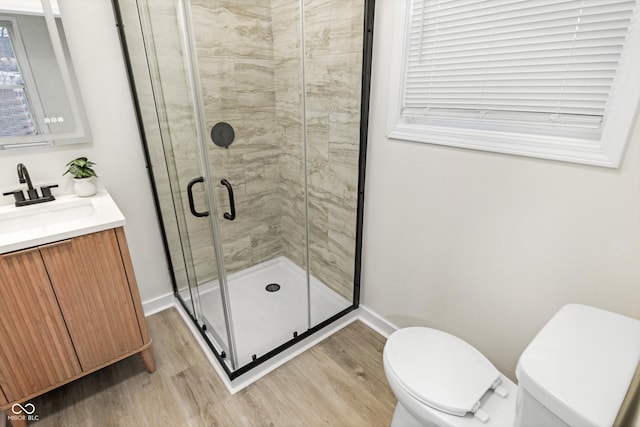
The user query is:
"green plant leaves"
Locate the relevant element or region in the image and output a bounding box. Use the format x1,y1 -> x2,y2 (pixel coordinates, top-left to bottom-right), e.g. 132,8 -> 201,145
63,156 -> 97,179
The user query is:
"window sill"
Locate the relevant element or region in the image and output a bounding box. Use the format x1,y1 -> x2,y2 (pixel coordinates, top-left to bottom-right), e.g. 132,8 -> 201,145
387,121 -> 623,168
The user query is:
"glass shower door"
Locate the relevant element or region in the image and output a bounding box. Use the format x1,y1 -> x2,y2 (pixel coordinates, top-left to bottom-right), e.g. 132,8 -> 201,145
187,0 -> 310,368
119,0 -> 236,369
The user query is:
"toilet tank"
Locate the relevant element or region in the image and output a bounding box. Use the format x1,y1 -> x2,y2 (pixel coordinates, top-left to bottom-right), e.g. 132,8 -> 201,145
515,304 -> 640,427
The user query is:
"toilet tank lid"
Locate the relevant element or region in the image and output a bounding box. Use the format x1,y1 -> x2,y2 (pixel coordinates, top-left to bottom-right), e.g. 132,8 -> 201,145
516,304 -> 640,427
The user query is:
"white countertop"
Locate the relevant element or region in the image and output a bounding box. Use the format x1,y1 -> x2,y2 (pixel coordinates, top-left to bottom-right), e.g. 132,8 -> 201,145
0,190 -> 126,254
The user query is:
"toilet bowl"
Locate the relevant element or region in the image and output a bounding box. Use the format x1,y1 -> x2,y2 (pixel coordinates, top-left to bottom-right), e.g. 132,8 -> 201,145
383,304 -> 640,427
384,327 -> 517,426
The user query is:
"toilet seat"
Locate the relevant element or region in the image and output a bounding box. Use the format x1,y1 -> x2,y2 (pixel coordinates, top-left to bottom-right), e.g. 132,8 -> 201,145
384,327 -> 503,420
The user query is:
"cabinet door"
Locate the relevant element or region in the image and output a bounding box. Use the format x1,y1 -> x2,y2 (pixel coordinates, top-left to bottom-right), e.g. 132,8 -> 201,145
40,231 -> 144,371
0,248 -> 82,402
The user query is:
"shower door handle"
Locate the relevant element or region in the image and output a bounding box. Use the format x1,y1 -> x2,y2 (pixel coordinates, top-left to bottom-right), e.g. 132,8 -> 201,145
186,176 -> 209,217
220,179 -> 236,221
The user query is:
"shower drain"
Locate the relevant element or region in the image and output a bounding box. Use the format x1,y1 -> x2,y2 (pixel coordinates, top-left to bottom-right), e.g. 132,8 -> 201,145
265,283 -> 281,292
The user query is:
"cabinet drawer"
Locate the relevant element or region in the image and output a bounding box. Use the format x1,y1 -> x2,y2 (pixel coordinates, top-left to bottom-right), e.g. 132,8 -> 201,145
40,230 -> 144,371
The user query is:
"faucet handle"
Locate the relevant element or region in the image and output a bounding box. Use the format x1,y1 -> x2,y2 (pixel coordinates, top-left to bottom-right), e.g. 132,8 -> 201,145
2,190 -> 26,203
40,184 -> 59,199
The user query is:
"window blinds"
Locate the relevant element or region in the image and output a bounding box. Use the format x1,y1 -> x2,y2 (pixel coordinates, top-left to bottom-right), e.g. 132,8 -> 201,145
402,0 -> 637,128
0,24 -> 37,137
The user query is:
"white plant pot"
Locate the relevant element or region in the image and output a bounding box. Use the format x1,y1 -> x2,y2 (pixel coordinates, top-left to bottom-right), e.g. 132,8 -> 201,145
74,177 -> 97,197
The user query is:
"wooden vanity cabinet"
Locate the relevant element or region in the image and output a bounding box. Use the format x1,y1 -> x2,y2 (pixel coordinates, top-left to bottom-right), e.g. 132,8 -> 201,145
0,248 -> 82,401
0,227 -> 154,427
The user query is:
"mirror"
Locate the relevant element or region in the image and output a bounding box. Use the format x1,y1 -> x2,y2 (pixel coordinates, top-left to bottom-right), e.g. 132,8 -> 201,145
0,0 -> 91,150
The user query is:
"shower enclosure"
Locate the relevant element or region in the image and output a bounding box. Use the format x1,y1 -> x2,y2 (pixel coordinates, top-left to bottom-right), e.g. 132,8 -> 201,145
113,0 -> 373,378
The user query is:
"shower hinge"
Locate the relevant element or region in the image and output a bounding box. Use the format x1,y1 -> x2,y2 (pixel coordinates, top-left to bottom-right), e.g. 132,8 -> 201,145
220,351 -> 226,359
293,331 -> 298,338
252,354 -> 257,361
201,323 -> 207,331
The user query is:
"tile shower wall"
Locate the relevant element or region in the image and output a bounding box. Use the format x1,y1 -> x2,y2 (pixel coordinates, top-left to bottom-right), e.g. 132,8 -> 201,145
302,0 -> 364,301
191,0 -> 287,276
149,0 -> 363,300
273,0 -> 364,300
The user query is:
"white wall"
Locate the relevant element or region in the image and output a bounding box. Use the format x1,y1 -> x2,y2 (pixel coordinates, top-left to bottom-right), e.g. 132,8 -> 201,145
362,0 -> 640,380
0,0 -> 172,303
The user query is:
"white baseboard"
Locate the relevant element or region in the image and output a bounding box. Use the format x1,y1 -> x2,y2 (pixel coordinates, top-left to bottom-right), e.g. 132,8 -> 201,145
357,304 -> 399,338
142,292 -> 176,316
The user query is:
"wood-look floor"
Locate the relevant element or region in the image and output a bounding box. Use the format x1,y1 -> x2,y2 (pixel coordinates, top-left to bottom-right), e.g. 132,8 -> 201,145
29,308 -> 396,426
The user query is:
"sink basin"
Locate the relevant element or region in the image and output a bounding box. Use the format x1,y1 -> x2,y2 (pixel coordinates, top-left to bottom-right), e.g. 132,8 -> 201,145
0,191 -> 126,254
0,198 -> 97,234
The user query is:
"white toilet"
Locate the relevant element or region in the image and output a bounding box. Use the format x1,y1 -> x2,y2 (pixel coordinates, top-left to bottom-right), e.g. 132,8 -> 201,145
383,304 -> 640,427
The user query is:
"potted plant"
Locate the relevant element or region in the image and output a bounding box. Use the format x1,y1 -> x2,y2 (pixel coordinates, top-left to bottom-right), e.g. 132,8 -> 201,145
64,157 -> 98,197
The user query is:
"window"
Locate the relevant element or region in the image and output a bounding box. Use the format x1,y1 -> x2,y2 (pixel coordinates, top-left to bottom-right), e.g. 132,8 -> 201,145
0,19 -> 40,137
387,0 -> 640,167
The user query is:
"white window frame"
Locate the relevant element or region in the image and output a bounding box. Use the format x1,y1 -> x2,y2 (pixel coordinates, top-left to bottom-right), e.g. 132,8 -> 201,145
386,0 -> 640,168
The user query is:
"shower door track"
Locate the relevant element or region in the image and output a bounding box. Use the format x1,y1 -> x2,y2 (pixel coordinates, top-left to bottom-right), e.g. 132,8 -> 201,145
177,290 -> 357,380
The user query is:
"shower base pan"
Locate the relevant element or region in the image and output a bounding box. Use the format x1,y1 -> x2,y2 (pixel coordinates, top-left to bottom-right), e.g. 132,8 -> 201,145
176,256 -> 358,392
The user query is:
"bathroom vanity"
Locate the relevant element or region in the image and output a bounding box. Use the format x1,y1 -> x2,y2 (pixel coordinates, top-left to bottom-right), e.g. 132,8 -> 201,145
0,192 -> 154,427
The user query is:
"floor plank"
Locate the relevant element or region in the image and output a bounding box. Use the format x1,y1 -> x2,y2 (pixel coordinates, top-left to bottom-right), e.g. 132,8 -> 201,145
30,308 -> 396,426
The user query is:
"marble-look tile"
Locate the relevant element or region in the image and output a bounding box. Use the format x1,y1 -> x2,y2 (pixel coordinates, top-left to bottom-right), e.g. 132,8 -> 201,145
275,107 -> 304,149
303,0 -> 331,56
222,235 -> 252,275
329,0 -> 365,54
329,111 -> 361,150
274,58 -> 303,106
305,58 -> 362,115
328,196 -> 357,241
211,156 -> 247,188
306,111 -> 329,160
278,154 -> 305,194
272,1 -> 301,56
192,2 -> 273,60
281,220 -> 306,267
198,57 -> 238,111
250,223 -> 283,264
244,146 -> 281,166
244,163 -> 280,195
222,0 -> 271,8
215,208 -> 253,239
235,59 -> 276,108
